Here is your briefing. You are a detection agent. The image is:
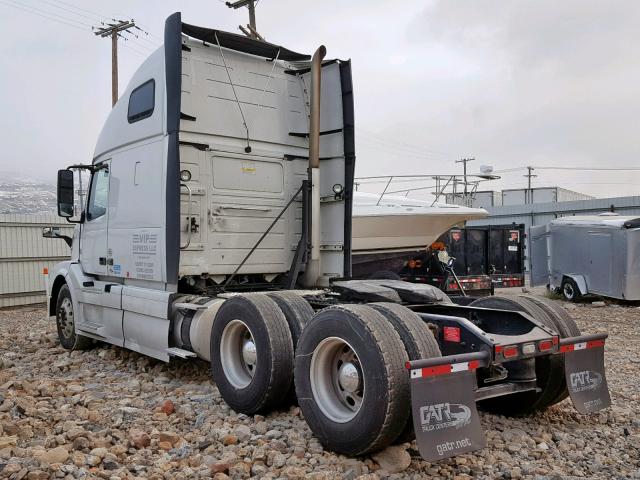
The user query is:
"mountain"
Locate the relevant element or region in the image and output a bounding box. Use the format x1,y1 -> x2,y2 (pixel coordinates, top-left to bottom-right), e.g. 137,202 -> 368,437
0,172 -> 57,214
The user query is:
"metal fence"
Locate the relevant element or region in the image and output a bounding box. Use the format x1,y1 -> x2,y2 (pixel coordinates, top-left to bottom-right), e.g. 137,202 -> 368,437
0,215 -> 72,308
467,195 -> 640,272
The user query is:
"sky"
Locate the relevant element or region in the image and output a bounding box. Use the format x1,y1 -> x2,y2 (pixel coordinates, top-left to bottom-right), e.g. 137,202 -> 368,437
0,0 -> 639,199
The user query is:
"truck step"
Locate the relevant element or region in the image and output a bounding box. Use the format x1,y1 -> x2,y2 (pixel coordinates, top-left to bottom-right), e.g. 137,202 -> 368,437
166,347 -> 197,359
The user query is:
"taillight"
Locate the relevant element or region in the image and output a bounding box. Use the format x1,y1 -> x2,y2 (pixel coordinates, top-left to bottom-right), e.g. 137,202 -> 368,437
443,326 -> 461,343
538,339 -> 554,352
503,345 -> 519,358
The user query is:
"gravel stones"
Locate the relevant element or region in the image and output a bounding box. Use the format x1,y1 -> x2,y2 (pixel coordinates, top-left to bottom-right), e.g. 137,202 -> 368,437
0,299 -> 638,479
33,445 -> 69,464
371,445 -> 412,473
233,424 -> 251,442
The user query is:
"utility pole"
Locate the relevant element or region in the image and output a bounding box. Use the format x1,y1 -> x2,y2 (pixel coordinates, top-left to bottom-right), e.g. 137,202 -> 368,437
94,20 -> 136,107
524,166 -> 537,204
455,158 -> 475,201
226,0 -> 264,40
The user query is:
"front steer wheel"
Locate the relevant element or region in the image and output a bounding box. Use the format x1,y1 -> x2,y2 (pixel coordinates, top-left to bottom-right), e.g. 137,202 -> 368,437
210,294 -> 294,415
294,304 -> 410,456
55,284 -> 94,350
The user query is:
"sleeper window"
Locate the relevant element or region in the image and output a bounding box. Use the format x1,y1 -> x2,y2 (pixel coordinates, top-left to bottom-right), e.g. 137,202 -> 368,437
87,168 -> 109,221
128,79 -> 155,123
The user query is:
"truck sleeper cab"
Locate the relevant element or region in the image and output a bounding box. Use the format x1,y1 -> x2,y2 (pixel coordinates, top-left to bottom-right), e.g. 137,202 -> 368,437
46,12 -> 611,462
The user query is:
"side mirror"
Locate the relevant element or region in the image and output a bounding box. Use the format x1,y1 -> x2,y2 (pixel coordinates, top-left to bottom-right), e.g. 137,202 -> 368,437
42,226 -> 60,237
42,226 -> 73,247
57,169 -> 74,218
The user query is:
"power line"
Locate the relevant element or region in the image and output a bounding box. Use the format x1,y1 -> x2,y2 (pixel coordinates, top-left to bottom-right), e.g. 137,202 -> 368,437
356,127 -> 454,157
491,166 -> 527,174
120,41 -> 149,58
38,0 -> 102,23
10,0 -> 90,27
0,0 -> 90,30
523,166 -> 537,204
533,166 -> 640,171
357,136 -> 453,163
117,33 -> 152,56
133,23 -> 162,42
226,0 -> 263,40
38,0 -> 161,51
455,157 -> 474,197
46,0 -> 112,22
120,31 -> 156,52
94,20 -> 137,106
125,28 -> 161,49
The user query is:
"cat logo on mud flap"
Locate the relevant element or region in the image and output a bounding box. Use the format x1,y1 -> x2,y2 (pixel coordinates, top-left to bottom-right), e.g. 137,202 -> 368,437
420,403 -> 472,432
570,370 -> 603,393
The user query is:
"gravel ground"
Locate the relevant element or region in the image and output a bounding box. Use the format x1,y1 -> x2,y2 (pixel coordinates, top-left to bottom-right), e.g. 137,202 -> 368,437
0,297 -> 638,480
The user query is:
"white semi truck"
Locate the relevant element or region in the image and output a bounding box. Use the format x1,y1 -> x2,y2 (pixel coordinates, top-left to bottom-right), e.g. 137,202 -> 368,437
44,13 -> 611,461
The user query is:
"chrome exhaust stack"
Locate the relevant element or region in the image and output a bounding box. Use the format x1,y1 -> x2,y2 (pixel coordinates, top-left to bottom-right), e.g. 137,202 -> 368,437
303,45 -> 326,287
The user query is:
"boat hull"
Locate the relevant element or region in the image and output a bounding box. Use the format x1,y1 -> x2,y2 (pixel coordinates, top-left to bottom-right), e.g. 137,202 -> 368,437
352,212 -> 484,254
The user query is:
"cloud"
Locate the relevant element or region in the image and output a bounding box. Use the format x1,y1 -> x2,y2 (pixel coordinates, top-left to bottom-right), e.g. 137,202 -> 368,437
0,0 -> 638,197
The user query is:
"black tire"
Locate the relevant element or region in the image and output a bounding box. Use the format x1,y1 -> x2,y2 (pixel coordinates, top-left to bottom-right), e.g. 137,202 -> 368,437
266,291 -> 315,404
369,302 -> 441,443
470,296 -> 566,415
55,284 -> 94,350
294,304 -> 410,456
519,295 -> 581,405
210,294 -> 294,414
266,291 -> 314,348
368,270 -> 402,280
561,278 -> 582,302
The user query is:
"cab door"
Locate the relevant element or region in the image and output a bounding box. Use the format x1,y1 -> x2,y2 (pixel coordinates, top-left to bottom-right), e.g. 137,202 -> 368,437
75,160 -> 125,347
80,162 -> 110,275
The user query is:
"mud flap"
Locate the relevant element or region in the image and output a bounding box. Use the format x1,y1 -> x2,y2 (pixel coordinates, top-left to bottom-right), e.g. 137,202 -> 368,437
408,352 -> 489,461
560,334 -> 611,414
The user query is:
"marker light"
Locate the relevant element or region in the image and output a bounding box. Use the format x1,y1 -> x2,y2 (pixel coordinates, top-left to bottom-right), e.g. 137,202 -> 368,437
502,345 -> 519,358
538,340 -> 554,352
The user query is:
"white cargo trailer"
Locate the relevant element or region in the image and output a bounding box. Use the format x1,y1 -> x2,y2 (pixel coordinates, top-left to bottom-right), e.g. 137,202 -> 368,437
502,187 -> 593,206
530,214 -> 640,301
43,12 -> 611,462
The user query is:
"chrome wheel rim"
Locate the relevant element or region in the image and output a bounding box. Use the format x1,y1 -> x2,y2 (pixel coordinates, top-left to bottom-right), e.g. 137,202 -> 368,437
310,337 -> 364,423
59,297 -> 75,338
220,320 -> 257,389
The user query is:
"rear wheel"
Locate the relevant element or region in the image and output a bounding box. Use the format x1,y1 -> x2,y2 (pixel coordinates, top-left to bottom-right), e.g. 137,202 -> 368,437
295,304 -> 410,456
470,296 -> 565,415
561,278 -> 582,302
210,294 -> 294,414
519,295 -> 581,405
56,285 -> 93,350
369,302 -> 440,443
266,291 -> 315,403
266,291 -> 314,348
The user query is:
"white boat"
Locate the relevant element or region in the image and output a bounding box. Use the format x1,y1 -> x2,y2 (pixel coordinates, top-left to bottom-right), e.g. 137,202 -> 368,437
352,192 -> 488,254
